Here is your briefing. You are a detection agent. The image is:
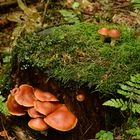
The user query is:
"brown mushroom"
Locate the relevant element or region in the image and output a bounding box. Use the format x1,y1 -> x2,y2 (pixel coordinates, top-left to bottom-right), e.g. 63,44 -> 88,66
10,87 -> 19,95
14,84 -> 36,107
7,94 -> 26,116
28,118 -> 49,131
27,107 -> 45,118
76,94 -> 85,102
44,104 -> 77,131
108,29 -> 121,46
34,88 -> 59,102
98,27 -> 109,42
34,100 -> 62,116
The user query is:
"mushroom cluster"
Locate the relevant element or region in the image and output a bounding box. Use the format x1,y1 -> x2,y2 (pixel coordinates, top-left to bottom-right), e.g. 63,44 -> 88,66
98,27 -> 121,46
7,84 -> 78,132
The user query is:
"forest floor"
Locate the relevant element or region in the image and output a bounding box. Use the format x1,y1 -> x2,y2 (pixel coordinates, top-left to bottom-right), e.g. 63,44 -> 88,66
0,0 -> 140,139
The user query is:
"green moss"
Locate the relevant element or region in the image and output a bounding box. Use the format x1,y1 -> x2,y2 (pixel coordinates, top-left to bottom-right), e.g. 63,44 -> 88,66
0,64 -> 12,96
12,22 -> 140,94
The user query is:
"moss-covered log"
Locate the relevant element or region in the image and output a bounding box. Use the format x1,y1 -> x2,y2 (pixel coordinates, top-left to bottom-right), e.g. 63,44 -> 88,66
2,22 -> 140,139
12,22 -> 140,93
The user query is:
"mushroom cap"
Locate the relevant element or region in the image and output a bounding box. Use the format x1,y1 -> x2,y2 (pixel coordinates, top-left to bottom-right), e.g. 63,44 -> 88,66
44,105 -> 78,131
27,107 -> 45,118
7,94 -> 26,116
28,118 -> 49,131
34,100 -> 62,116
34,88 -> 59,102
108,29 -> 121,38
76,94 -> 85,102
98,28 -> 109,36
10,87 -> 19,95
15,84 -> 36,107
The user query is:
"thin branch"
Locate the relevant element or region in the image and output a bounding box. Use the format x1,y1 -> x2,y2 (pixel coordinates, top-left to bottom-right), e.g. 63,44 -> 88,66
41,0 -> 50,27
0,116 -> 11,140
80,123 -> 94,139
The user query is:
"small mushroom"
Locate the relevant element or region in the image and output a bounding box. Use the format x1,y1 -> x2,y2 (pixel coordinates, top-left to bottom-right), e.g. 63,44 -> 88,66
28,118 -> 49,131
34,100 -> 62,116
27,107 -> 45,118
7,94 -> 26,116
76,94 -> 85,102
98,27 -> 109,42
108,29 -> 121,46
44,104 -> 77,131
14,84 -> 36,107
34,88 -> 59,102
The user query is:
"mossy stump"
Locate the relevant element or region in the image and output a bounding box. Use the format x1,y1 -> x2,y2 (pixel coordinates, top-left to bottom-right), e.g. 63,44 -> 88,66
2,22 -> 140,139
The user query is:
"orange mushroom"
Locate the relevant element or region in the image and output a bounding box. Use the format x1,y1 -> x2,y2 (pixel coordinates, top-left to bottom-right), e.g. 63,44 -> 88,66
34,88 -> 59,102
76,94 -> 85,102
108,29 -> 121,46
28,118 -> 49,131
7,94 -> 26,116
34,100 -> 62,116
10,87 -> 19,95
44,104 -> 77,131
14,84 -> 36,107
98,27 -> 109,42
27,107 -> 45,118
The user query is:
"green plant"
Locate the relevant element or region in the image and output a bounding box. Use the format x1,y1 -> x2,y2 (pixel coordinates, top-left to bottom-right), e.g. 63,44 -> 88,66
71,1 -> 80,10
95,130 -> 114,140
59,9 -> 80,23
103,74 -> 140,139
126,127 -> 140,139
0,94 -> 10,116
0,62 -> 12,99
103,74 -> 140,114
131,0 -> 140,9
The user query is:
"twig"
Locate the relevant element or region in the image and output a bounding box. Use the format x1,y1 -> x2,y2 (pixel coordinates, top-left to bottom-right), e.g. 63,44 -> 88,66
0,0 -> 17,7
80,123 -> 94,139
41,0 -> 50,27
0,116 -> 11,140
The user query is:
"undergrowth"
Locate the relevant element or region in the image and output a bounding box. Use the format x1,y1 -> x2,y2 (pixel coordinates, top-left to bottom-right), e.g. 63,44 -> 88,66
103,73 -> 140,139
103,74 -> 140,113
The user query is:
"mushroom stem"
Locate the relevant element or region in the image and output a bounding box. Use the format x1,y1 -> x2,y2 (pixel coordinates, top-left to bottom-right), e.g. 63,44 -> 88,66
110,38 -> 116,46
108,29 -> 121,46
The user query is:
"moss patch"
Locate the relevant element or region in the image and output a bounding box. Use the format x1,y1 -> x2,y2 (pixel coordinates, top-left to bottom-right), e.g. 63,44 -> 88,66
12,22 -> 140,94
